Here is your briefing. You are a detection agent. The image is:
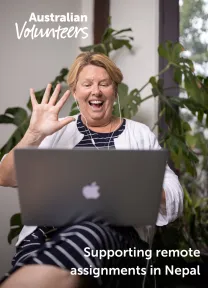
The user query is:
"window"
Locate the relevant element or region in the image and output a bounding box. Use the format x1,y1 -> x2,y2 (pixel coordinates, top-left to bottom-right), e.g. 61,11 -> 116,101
180,0 -> 208,195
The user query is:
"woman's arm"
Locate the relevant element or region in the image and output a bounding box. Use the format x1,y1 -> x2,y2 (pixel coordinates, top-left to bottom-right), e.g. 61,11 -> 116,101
148,128 -> 184,225
0,131 -> 45,187
161,189 -> 166,206
0,84 -> 74,188
158,164 -> 184,225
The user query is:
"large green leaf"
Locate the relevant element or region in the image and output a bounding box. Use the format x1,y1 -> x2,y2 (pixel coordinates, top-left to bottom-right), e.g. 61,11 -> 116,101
172,97 -> 202,110
183,72 -> 207,107
0,118 -> 30,160
174,68 -> 183,84
0,107 -> 28,126
113,83 -> 141,118
112,39 -> 132,50
112,28 -> 132,36
79,43 -> 107,55
172,42 -> 184,63
158,43 -> 169,60
8,227 -> 22,245
8,213 -> 23,244
54,68 -> 69,82
0,115 -> 15,124
181,58 -> 195,72
150,77 -> 164,97
79,44 -> 96,52
158,41 -> 184,65
69,101 -> 79,116
166,133 -> 199,177
101,27 -> 115,42
10,213 -> 22,227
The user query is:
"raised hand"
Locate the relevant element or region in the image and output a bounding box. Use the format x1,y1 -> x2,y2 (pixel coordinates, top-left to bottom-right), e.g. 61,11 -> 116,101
28,83 -> 75,139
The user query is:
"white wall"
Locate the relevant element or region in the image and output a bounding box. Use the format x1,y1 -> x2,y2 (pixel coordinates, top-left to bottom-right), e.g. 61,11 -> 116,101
0,0 -> 159,278
110,0 -> 159,129
0,0 -> 93,277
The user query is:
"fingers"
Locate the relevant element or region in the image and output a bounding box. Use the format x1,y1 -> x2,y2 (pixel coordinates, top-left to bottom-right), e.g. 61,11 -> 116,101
30,83 -> 69,111
58,116 -> 75,129
49,83 -> 61,105
30,88 -> 38,108
42,83 -> 52,104
55,89 -> 70,111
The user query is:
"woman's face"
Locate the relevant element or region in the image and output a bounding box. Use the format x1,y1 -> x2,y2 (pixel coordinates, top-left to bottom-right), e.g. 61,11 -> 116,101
74,64 -> 116,125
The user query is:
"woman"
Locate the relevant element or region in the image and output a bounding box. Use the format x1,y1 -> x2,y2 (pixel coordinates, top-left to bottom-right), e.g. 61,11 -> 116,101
0,52 -> 183,288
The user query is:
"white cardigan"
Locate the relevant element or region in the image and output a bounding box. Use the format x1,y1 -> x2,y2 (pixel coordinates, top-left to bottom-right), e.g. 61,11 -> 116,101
3,114 -> 184,246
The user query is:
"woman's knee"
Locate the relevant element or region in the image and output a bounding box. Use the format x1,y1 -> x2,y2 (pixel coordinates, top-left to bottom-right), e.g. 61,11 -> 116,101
62,220 -> 119,251
0,264 -> 96,288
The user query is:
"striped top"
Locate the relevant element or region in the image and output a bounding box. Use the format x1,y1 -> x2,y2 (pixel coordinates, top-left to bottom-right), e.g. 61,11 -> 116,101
75,114 -> 126,149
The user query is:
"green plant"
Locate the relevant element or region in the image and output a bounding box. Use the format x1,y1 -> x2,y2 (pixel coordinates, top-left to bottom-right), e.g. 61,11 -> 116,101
1,22 -> 207,262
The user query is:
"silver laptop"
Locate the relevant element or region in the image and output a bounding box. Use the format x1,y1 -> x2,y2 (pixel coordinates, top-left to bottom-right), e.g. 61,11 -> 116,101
14,148 -> 168,227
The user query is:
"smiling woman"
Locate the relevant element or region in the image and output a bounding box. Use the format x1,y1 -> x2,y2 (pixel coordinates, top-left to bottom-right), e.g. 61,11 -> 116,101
67,52 -> 123,130
0,52 -> 183,288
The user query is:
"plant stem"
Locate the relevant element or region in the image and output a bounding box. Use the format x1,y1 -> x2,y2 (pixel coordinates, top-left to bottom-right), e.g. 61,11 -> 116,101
140,94 -> 153,103
151,119 -> 160,131
155,63 -> 171,77
138,82 -> 150,93
163,86 -> 186,92
138,64 -> 171,93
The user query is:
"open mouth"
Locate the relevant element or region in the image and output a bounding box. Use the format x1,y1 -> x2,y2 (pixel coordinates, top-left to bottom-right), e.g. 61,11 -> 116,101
88,100 -> 104,108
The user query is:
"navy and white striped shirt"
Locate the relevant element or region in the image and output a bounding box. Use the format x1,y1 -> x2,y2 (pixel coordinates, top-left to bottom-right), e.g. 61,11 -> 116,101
75,115 -> 126,149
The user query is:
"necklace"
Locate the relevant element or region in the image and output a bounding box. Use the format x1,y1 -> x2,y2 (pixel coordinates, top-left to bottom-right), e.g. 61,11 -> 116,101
83,116 -> 120,150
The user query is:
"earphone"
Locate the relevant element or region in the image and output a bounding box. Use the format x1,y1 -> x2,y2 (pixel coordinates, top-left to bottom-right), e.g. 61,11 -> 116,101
74,93 -> 122,150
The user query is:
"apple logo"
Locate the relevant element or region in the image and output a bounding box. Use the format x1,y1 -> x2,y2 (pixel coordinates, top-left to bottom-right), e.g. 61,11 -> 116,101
82,182 -> 100,199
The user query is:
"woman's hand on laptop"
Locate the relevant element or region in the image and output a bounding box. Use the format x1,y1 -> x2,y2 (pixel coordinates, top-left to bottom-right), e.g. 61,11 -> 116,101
27,83 -> 75,140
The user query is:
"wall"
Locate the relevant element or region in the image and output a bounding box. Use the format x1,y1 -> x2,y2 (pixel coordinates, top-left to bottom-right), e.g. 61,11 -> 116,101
0,0 -> 159,278
110,0 -> 159,130
0,0 -> 93,277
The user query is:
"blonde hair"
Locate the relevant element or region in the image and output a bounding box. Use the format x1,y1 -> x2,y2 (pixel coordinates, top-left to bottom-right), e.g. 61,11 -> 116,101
67,52 -> 123,92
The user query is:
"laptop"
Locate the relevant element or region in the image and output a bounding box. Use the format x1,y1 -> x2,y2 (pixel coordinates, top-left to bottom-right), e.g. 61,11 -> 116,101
14,148 -> 168,227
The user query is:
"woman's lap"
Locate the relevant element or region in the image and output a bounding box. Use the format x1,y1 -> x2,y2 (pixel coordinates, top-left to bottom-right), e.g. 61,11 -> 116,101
0,218 -> 148,287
